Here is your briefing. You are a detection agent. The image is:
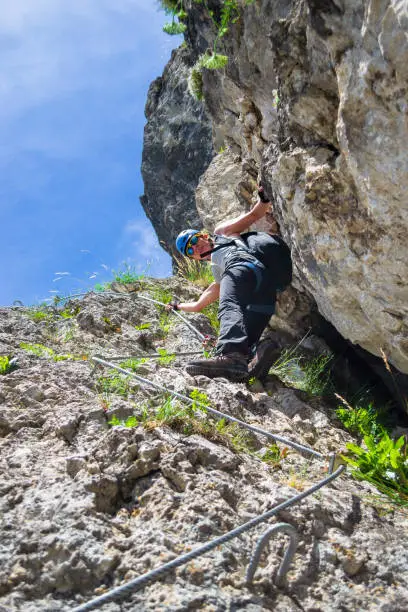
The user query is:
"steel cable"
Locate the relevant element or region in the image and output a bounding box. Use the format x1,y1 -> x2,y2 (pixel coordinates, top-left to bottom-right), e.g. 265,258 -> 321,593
72,465 -> 345,611
92,356 -> 324,459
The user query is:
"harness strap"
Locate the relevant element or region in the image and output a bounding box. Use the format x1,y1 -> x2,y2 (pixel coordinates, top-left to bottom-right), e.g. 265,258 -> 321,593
200,236 -> 266,273
200,241 -> 235,259
246,304 -> 276,315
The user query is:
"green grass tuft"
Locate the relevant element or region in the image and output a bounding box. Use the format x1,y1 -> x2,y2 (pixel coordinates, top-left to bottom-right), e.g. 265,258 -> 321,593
176,257 -> 214,288
113,263 -> 144,285
269,348 -> 332,397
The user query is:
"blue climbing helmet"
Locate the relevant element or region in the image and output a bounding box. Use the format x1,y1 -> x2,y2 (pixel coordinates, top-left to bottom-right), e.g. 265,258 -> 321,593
175,229 -> 201,257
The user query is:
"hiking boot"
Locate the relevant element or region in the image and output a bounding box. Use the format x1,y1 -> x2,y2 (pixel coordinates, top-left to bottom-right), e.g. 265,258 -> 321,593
248,338 -> 280,380
186,352 -> 248,382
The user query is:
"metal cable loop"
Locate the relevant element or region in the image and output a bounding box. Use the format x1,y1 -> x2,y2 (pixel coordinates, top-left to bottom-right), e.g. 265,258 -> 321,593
71,465 -> 345,612
246,523 -> 299,585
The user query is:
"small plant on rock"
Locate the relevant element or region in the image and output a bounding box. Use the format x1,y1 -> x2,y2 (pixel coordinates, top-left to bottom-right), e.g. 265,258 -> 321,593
120,358 -> 148,372
269,348 -> 332,397
335,394 -> 383,440
259,444 -> 288,468
0,356 -> 12,375
215,418 -> 257,453
134,322 -> 151,331
337,393 -> 408,506
189,388 -> 210,413
113,263 -> 144,285
25,309 -> 53,323
156,395 -> 195,423
160,0 -> 187,35
343,433 -> 408,506
97,372 -> 134,398
157,348 -> 176,366
20,342 -> 86,362
202,302 -> 220,334
108,415 -> 139,428
59,304 -> 81,319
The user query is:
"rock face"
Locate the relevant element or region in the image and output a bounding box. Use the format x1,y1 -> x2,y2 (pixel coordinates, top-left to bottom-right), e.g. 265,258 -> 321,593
140,46 -> 214,259
141,0 -> 408,375
1,286 -> 408,611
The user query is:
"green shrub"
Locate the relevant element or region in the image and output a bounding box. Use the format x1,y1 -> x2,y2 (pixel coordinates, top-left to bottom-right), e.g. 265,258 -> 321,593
343,433 -> 408,506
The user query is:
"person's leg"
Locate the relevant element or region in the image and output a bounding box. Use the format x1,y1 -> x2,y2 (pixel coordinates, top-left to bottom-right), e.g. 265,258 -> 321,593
216,266 -> 255,356
245,270 -> 279,379
245,269 -> 277,349
185,266 -> 254,382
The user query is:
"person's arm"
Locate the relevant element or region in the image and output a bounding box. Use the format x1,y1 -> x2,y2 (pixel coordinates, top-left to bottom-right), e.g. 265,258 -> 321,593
170,282 -> 220,313
214,193 -> 271,237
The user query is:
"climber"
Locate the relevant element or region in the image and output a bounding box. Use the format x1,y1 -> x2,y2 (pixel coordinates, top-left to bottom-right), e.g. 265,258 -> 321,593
168,185 -> 292,382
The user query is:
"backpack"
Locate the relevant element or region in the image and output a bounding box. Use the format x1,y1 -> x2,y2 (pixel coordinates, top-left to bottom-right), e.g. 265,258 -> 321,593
210,231 -> 292,291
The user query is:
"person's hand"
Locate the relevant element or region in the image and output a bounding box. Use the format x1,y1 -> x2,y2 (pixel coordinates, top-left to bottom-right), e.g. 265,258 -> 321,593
257,183 -> 270,203
165,301 -> 179,312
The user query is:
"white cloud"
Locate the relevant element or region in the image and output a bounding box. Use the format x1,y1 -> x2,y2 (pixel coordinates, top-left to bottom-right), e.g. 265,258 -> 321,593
123,218 -> 162,260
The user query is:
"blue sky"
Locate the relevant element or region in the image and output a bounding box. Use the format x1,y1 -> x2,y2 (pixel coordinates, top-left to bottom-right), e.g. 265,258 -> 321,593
0,0 -> 180,306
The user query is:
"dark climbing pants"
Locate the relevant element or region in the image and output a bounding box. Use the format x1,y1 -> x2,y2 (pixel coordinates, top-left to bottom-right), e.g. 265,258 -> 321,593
216,264 -> 277,357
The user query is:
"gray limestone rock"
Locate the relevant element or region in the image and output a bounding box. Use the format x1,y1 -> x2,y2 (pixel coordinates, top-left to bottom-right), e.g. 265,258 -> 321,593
140,45 -> 214,260
1,286 -> 407,611
141,1 -> 408,376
